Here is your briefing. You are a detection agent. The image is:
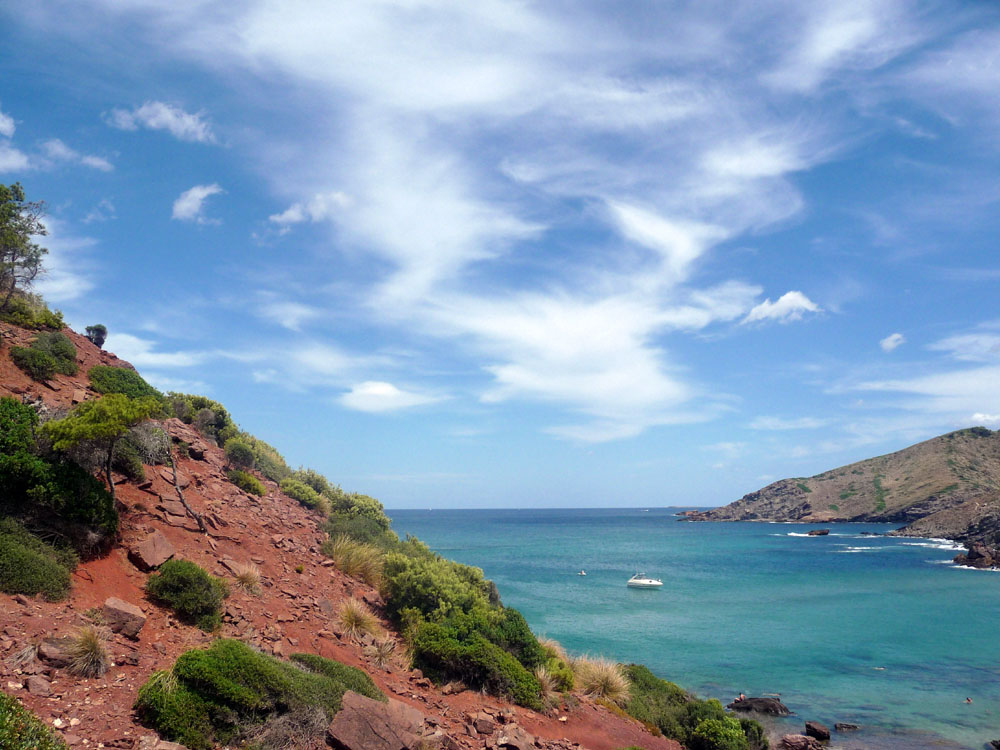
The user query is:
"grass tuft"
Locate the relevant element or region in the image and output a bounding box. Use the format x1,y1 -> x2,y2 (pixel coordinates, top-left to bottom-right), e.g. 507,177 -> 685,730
232,562 -> 262,595
366,636 -> 397,669
323,534 -> 383,586
573,656 -> 630,706
338,597 -> 380,641
66,625 -> 110,678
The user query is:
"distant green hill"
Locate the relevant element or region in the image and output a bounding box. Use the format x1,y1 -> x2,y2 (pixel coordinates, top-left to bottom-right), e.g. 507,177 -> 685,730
689,427 -> 1000,543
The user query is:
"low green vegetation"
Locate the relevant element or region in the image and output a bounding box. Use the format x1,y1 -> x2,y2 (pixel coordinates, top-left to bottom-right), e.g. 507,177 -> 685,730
279,477 -> 325,511
145,559 -> 228,631
0,518 -> 76,600
88,365 -> 161,399
223,437 -> 255,470
227,469 -> 265,496
10,331 -> 77,381
828,504 -> 839,512
134,640 -> 384,750
10,346 -> 55,380
939,483 -> 959,495
0,690 -> 68,750
873,475 -> 887,512
796,482 -> 811,494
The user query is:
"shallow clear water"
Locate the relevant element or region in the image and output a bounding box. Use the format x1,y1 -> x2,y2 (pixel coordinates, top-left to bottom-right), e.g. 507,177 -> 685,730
388,508 -> 1000,750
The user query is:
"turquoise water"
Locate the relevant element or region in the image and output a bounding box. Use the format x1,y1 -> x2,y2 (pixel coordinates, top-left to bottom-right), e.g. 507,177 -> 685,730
388,508 -> 1000,750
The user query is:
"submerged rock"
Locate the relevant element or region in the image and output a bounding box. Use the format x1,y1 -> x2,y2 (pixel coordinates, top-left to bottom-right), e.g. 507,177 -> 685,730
807,529 -> 830,536
834,723 -> 860,731
804,721 -> 830,740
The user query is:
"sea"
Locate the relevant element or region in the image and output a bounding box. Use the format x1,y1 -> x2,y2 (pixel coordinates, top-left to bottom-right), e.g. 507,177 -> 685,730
387,507 -> 1000,750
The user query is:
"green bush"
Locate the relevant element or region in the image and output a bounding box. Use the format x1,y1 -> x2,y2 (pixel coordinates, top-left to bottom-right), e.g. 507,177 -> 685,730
227,469 -> 265,497
289,653 -> 385,702
135,640 -> 384,750
10,346 -> 55,381
247,436 -> 290,481
223,437 -> 255,470
690,716 -> 749,750
0,690 -> 68,749
328,491 -> 391,531
545,655 -> 575,692
146,559 -> 228,631
0,395 -> 37,454
739,718 -> 770,750
623,663 -> 689,732
84,324 -> 107,348
411,620 -> 542,709
382,551 -> 492,621
324,512 -> 395,546
0,294 -> 64,331
0,519 -> 76,600
279,477 -> 323,510
292,468 -> 334,496
112,433 -> 145,482
88,365 -> 162,399
31,332 -> 77,375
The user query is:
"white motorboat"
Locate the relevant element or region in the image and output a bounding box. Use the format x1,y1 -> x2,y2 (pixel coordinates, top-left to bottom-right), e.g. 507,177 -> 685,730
578,570 -> 587,576
627,572 -> 662,588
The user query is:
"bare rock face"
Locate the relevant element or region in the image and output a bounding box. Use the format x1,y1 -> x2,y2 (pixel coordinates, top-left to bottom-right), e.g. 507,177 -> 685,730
804,721 -> 830,741
102,596 -> 147,638
38,636 -> 74,667
327,691 -> 424,750
728,696 -> 791,715
807,529 -> 830,536
128,529 -> 175,571
781,735 -> 825,750
954,542 -> 999,569
495,725 -> 536,750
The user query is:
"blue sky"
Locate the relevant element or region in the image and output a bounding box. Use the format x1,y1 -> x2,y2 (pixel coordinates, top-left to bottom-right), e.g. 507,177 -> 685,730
2,1 -> 1000,508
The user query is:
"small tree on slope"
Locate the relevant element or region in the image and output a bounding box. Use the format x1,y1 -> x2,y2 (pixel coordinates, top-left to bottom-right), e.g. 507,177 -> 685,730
0,183 -> 48,313
42,394 -> 163,503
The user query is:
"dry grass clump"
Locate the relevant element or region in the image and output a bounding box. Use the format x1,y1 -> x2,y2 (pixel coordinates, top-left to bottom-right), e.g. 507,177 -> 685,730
324,534 -> 383,586
538,636 -> 568,661
7,642 -> 38,669
572,655 -> 630,706
66,625 -> 110,678
233,562 -> 262,595
535,664 -> 559,707
239,705 -> 328,750
338,597 -> 380,641
366,636 -> 397,669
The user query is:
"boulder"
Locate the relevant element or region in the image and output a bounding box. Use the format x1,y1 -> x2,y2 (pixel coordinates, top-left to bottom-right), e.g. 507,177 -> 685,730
834,723 -> 859,732
989,740 -> 1000,750
807,529 -> 830,536
102,597 -> 147,638
780,735 -> 824,750
38,637 -> 73,667
954,542 -> 998,569
728,696 -> 791,715
472,712 -> 496,734
128,529 -> 175,571
804,721 -> 830,741
25,675 -> 52,696
495,725 -> 535,750
327,691 -> 423,750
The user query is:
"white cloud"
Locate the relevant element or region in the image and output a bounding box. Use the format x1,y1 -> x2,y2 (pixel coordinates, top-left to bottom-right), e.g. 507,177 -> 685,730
0,142 -> 30,172
269,191 -> 351,225
855,365 -> 1000,416
256,299 -> 320,331
106,101 -> 215,143
743,291 -> 821,324
971,413 -> 1000,427
929,331 -> 1000,362
0,106 -> 14,138
83,198 -> 116,224
340,381 -> 441,413
40,139 -> 113,171
31,217 -> 97,303
172,184 -> 224,224
880,332 -> 905,352
103,332 -> 205,368
749,416 -> 830,430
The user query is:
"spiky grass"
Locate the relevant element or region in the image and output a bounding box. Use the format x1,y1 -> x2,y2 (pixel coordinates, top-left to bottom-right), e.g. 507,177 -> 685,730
367,636 -> 396,669
145,669 -> 178,694
535,664 -> 559,707
338,597 -> 380,641
233,562 -> 262,595
538,637 -> 568,662
324,534 -> 383,586
573,656 -> 630,706
66,625 -> 110,678
7,643 -> 38,669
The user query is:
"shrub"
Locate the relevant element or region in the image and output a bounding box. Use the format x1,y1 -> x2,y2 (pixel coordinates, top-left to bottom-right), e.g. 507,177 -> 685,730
739,718 -> 770,750
0,519 -> 75,600
381,551 -> 491,621
289,652 -> 385,701
247,436 -> 290,482
111,433 -> 145,482
66,625 -> 110,678
574,657 -> 630,706
324,512 -> 395,546
0,690 -> 68,749
84,324 -> 107,348
31,332 -> 76,375
10,346 -> 55,381
0,293 -> 64,331
338,597 -> 380,640
227,469 -> 264,497
135,640 -> 383,750
411,620 -> 542,709
368,637 -> 397,669
291,468 -> 333,496
146,559 -> 228,631
88,365 -> 162,399
224,437 -> 255,470
545,655 -> 574,692
690,716 -> 750,750
623,663 -> 689,733
535,665 -> 559,706
279,477 -> 323,510
322,534 -> 384,586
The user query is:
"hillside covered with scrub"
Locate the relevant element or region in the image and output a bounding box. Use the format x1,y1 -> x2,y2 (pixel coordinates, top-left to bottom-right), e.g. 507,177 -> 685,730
687,428 -> 1000,544
0,186 -> 771,750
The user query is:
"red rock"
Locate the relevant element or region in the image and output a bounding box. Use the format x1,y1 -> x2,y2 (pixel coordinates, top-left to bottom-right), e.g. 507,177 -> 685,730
473,713 -> 496,734
71,389 -> 86,404
128,529 -> 175,571
805,721 -> 830,741
496,725 -> 535,750
25,674 -> 52,696
102,597 -> 147,638
38,637 -> 73,667
781,735 -> 825,750
327,691 -> 424,750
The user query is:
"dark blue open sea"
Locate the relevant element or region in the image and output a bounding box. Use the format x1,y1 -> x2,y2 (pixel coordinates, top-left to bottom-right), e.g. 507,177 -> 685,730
388,508 -> 1000,750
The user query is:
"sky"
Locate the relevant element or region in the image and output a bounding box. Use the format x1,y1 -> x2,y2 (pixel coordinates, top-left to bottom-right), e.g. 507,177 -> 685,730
1,0 -> 999,509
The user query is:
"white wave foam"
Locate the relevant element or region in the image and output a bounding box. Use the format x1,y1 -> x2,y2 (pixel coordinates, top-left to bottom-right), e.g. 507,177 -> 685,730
786,532 -> 814,537
899,541 -> 965,551
835,546 -> 881,553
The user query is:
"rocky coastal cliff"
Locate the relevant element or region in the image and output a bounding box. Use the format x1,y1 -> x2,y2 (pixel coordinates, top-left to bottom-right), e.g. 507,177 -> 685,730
685,428 -> 1000,546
